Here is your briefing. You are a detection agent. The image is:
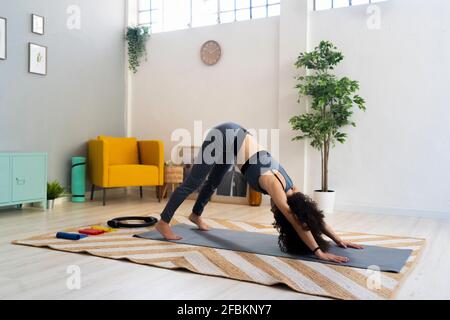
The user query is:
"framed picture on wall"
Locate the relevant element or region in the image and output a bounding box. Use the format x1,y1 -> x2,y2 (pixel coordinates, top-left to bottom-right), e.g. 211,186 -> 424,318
28,43 -> 47,75
32,14 -> 44,35
0,17 -> 6,60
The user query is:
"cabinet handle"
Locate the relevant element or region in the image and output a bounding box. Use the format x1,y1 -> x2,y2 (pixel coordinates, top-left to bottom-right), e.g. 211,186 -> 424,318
16,178 -> 26,185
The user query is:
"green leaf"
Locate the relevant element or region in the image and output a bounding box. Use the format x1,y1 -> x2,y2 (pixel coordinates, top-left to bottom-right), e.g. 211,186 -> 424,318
47,181 -> 65,200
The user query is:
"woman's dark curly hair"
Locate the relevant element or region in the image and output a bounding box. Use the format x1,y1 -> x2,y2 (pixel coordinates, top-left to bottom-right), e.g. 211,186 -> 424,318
272,192 -> 330,254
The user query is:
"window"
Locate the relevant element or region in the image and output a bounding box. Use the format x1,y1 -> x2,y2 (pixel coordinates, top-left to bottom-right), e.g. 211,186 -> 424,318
138,0 -> 162,32
192,0 -> 219,28
138,0 -> 281,33
313,0 -> 387,11
219,0 -> 281,23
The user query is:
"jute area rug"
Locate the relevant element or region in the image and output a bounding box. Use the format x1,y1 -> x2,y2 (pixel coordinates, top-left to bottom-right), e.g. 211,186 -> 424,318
12,216 -> 425,300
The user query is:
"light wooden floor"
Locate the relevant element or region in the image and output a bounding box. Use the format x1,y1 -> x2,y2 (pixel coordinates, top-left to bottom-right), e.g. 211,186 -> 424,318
0,192 -> 449,300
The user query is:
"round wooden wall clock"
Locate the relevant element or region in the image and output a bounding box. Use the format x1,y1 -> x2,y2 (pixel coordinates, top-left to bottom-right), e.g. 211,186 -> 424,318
200,40 -> 221,66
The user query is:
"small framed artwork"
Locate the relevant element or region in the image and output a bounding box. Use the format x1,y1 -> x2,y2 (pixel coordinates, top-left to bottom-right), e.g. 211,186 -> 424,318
28,43 -> 47,75
32,14 -> 44,35
0,17 -> 6,60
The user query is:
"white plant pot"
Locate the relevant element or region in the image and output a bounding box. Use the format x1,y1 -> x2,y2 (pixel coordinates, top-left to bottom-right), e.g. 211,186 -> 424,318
313,190 -> 336,215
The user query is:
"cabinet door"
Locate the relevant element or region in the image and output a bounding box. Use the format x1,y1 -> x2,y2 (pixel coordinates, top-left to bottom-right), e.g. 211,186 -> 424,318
0,156 -> 11,204
12,155 -> 46,202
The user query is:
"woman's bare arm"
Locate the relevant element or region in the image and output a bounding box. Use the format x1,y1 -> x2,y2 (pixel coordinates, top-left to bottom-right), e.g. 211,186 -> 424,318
291,185 -> 340,243
323,221 -> 364,249
322,222 -> 342,244
265,178 -> 349,263
292,185 -> 362,250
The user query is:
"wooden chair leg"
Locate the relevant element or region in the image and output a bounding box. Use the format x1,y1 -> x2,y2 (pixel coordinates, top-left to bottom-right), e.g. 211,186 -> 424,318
140,186 -> 143,198
90,184 -> 95,200
162,184 -> 168,199
103,188 -> 106,206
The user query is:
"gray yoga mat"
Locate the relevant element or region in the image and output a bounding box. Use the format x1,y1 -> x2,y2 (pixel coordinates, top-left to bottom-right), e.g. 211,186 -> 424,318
135,224 -> 412,273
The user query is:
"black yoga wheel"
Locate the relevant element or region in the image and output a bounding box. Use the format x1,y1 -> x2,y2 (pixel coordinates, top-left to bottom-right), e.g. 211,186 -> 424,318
107,216 -> 158,228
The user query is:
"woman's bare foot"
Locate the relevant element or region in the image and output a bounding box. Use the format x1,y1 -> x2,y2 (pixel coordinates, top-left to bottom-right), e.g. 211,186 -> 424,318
189,213 -> 210,231
155,220 -> 182,240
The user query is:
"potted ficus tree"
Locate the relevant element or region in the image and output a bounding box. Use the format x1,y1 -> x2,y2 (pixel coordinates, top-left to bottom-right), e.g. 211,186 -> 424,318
290,41 -> 366,214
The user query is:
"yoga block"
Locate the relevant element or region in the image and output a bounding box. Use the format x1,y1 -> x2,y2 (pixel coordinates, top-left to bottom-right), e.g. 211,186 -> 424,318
78,228 -> 105,235
56,232 -> 87,240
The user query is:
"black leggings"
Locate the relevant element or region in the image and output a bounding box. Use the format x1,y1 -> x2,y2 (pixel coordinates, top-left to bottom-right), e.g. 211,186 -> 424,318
160,122 -> 249,223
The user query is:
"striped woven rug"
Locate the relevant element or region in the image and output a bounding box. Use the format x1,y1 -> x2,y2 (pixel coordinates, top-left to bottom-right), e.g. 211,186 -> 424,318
12,216 -> 425,300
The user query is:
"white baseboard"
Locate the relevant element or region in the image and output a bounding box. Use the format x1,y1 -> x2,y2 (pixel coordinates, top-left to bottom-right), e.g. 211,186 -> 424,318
27,189 -> 449,220
336,202 -> 450,220
30,188 -> 143,208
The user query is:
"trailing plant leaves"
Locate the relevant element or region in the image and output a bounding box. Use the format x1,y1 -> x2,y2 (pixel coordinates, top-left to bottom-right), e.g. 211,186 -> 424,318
126,26 -> 150,74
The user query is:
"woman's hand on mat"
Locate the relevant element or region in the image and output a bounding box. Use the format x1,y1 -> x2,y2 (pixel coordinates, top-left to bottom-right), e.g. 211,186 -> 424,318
315,250 -> 350,263
336,240 -> 364,250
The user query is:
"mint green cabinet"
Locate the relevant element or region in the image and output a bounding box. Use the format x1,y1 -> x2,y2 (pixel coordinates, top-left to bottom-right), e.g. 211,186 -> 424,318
0,156 -> 10,204
0,153 -> 47,209
12,155 -> 47,202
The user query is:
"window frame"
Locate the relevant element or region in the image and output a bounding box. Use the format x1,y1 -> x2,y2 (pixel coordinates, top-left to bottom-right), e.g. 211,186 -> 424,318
137,0 -> 281,33
137,0 -> 155,28
313,0 -> 380,11
218,1 -> 280,23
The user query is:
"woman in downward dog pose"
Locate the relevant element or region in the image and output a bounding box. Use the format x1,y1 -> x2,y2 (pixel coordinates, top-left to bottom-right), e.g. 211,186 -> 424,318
156,122 -> 363,263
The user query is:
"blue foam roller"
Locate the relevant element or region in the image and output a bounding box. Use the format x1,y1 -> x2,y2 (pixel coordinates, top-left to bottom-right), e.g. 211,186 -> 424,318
56,232 -> 87,240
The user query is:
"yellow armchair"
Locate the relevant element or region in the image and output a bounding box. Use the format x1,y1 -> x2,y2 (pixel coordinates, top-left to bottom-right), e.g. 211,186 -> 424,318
88,136 -> 164,205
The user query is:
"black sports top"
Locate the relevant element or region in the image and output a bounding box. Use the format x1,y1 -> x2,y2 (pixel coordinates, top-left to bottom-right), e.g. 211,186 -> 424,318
240,151 -> 294,195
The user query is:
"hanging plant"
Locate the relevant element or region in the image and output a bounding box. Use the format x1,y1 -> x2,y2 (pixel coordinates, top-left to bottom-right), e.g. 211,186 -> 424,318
126,26 -> 150,74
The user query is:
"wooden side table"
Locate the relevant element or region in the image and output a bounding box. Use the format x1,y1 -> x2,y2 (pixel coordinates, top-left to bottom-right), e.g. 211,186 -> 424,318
162,165 -> 184,199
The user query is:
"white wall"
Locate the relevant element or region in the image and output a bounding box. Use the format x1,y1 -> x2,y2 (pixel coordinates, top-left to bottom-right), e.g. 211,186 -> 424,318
0,0 -> 126,188
309,0 -> 450,216
130,0 -> 450,218
131,17 -> 280,160
277,0 -> 310,192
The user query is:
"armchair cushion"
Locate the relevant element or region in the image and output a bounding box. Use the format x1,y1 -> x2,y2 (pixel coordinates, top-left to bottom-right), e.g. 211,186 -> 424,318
138,140 -> 164,185
98,136 -> 139,165
108,165 -> 159,187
